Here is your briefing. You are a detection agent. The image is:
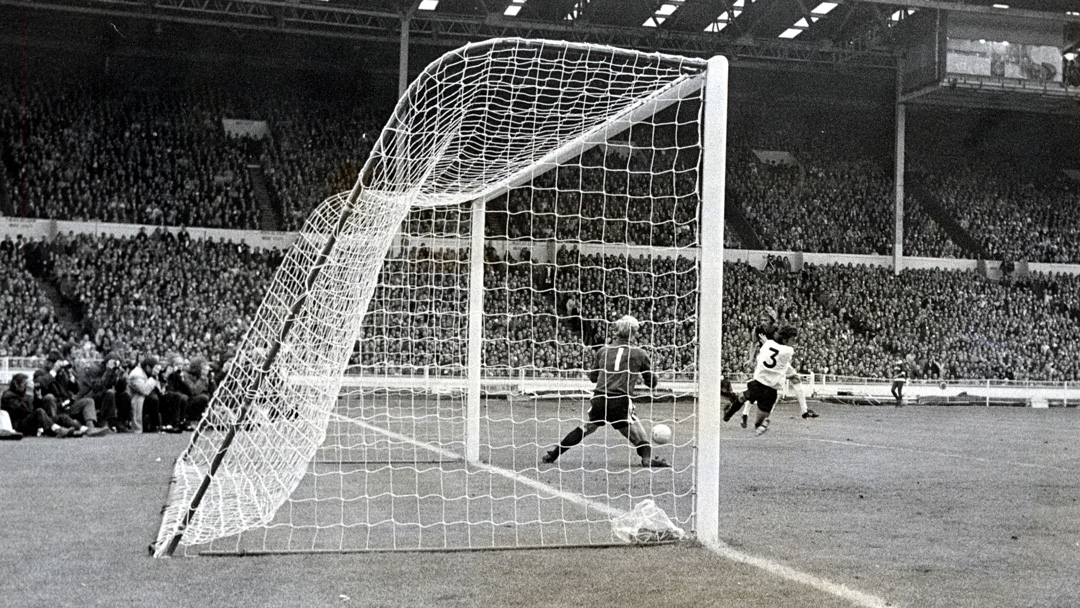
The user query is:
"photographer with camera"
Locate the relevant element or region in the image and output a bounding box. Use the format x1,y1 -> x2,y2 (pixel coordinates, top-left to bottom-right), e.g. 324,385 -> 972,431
127,356 -> 162,433
2,373 -> 84,438
33,350 -> 111,437
78,351 -> 126,432
156,355 -> 189,434
180,356 -> 213,431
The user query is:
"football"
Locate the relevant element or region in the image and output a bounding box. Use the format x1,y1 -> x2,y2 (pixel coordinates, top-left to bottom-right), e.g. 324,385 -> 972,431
651,423 -> 672,445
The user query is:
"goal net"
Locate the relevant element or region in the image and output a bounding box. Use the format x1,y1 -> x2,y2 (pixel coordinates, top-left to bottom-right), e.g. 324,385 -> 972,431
153,38 -> 727,556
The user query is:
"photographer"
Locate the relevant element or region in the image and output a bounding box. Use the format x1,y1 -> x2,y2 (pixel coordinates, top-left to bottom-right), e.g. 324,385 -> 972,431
180,357 -> 213,431
33,350 -> 111,437
127,356 -> 162,433
2,373 -> 81,438
77,351 -> 125,432
157,356 -> 189,434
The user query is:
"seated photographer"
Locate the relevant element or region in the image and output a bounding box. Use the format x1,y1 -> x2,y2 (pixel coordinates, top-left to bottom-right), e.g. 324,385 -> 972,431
33,350 -> 111,437
127,356 -> 162,433
76,350 -> 126,432
2,373 -> 84,438
157,355 -> 190,434
180,356 -> 213,431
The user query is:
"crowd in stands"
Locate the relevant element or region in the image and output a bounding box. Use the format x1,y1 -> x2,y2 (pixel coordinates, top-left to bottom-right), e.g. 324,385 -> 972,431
728,156 -> 894,254
256,91 -> 383,231
2,221 -> 1080,437
3,53 -> 1080,428
487,145 -> 700,249
41,229 -> 281,366
0,236 -> 71,356
912,161 -> 1080,263
1,79 -> 258,228
899,195 -> 965,259
5,64 -> 1079,266
346,229 -> 1080,382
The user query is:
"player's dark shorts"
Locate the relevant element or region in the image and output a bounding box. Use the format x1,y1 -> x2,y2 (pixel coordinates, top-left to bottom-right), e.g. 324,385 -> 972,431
743,380 -> 779,413
587,394 -> 637,430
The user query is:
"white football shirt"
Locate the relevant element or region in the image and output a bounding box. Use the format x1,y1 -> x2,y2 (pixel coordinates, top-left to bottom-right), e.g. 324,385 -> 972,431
753,339 -> 795,390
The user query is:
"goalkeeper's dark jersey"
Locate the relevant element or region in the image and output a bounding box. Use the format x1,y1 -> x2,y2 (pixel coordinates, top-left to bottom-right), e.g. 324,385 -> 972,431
588,338 -> 656,397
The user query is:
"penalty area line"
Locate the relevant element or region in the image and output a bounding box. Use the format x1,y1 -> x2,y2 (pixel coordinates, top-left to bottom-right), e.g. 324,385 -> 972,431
330,412 -> 891,607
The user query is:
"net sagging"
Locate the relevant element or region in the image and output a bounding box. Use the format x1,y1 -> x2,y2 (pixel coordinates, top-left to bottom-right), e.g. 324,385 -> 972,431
154,38 -> 710,556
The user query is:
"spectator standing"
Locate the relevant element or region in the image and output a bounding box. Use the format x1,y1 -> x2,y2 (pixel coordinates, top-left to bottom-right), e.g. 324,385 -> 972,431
891,361 -> 907,407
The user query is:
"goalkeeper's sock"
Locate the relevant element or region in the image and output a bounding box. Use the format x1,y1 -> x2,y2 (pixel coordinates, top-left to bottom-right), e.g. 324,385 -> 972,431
557,427 -> 586,453
635,442 -> 653,462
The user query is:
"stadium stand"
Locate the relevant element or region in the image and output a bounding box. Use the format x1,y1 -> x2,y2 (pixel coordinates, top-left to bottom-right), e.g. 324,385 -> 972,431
3,53 -> 1080,384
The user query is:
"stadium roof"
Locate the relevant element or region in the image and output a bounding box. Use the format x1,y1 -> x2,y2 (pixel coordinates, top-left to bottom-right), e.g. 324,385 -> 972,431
1,0 -> 1078,74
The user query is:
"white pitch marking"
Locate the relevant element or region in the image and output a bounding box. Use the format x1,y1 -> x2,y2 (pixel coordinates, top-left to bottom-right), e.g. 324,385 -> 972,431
329,411 -> 623,517
704,540 -> 892,608
332,411 -> 893,607
811,438 -> 1058,470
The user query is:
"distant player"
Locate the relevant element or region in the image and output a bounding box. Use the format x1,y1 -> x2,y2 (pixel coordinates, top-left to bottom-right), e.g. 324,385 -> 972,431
542,315 -> 670,468
891,361 -> 907,407
723,325 -> 808,436
732,306 -> 816,427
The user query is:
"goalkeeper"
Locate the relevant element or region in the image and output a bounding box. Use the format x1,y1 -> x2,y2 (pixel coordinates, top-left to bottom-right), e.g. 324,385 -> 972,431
542,315 -> 670,468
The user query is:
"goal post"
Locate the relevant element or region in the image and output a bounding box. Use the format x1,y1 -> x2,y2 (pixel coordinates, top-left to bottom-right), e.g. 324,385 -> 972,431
152,38 -> 726,557
695,55 -> 728,547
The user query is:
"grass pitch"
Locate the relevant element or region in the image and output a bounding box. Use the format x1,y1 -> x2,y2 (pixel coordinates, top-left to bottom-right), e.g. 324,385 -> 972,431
2,401 -> 1079,607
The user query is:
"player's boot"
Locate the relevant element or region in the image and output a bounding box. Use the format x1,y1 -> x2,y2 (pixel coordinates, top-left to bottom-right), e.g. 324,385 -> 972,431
643,457 -> 671,468
541,449 -> 560,464
740,414 -> 748,428
801,409 -> 819,419
754,419 -> 769,437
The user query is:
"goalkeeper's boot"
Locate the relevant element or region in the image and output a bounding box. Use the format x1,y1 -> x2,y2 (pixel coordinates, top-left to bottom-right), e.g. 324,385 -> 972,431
740,414 -> 748,429
643,457 -> 671,468
802,409 -> 819,419
754,419 -> 770,437
542,449 -> 560,464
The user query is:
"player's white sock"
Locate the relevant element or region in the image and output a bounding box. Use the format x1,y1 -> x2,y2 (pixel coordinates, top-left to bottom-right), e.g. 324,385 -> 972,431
794,384 -> 808,415
739,401 -> 751,418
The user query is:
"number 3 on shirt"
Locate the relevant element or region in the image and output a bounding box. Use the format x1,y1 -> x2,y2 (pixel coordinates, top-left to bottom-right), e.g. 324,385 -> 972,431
763,347 -> 779,369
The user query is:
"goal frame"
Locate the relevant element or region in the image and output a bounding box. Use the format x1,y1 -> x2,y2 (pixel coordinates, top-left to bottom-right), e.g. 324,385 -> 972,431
153,40 -> 727,557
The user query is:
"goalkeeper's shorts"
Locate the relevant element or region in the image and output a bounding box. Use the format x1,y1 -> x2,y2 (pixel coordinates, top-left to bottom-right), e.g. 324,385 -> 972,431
587,394 -> 637,430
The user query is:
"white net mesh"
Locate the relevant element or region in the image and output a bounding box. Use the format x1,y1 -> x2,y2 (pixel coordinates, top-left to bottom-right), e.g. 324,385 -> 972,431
153,38 -> 714,556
